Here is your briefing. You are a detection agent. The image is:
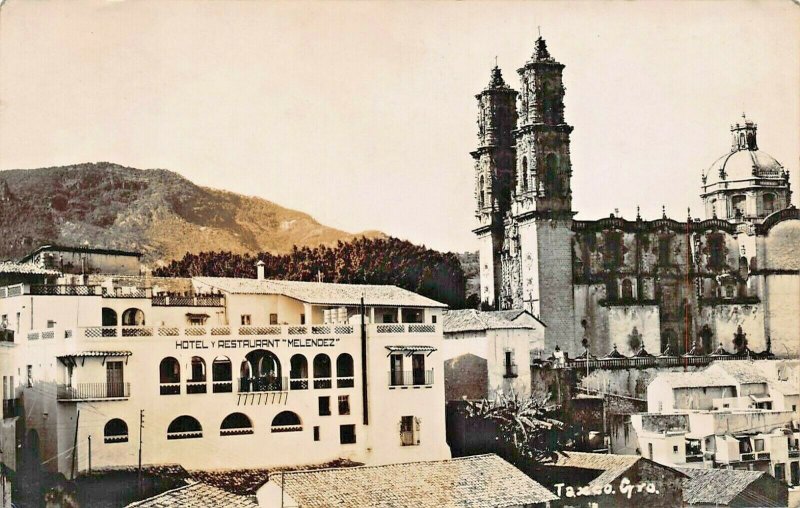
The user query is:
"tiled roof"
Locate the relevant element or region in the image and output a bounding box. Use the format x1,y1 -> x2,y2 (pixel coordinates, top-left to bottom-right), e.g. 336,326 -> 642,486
57,351 -> 132,358
675,467 -> 776,506
266,454 -> 557,507
652,371 -> 736,389
442,309 -> 543,333
543,451 -> 643,489
125,481 -> 257,508
20,244 -> 142,262
768,380 -> 800,395
708,361 -> 769,384
193,278 -> 447,308
0,262 -> 60,275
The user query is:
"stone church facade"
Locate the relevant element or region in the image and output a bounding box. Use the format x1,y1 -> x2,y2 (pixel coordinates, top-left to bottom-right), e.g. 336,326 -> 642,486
473,37 -> 799,359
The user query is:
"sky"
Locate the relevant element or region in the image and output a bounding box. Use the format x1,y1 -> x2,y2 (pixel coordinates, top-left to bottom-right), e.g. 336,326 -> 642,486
1,1 -> 798,253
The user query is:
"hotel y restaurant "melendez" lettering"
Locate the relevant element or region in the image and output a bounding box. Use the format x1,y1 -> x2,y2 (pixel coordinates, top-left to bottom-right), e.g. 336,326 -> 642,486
175,338 -> 341,350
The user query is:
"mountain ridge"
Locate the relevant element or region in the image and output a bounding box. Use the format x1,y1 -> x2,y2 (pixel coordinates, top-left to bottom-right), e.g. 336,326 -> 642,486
0,162 -> 384,264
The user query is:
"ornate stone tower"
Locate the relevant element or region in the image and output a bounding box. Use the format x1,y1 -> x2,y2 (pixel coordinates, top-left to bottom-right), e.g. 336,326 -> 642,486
472,66 -> 518,308
508,37 -> 578,353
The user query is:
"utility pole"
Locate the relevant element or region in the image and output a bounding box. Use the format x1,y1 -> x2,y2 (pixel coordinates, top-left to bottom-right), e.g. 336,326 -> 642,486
71,410 -> 80,480
138,409 -> 144,497
88,435 -> 91,474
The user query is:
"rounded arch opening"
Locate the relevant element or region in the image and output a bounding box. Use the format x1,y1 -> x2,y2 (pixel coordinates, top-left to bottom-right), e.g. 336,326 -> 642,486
241,349 -> 282,392
159,357 -> 180,384
102,308 -> 118,327
220,412 -> 253,436
104,418 -> 129,443
121,308 -> 145,326
167,415 -> 202,439
271,411 -> 302,432
336,354 -> 354,378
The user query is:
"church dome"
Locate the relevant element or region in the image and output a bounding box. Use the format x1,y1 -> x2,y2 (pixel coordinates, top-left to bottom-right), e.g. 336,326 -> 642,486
704,148 -> 784,184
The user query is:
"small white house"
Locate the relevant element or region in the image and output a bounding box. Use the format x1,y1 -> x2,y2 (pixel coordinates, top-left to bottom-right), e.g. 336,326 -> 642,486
442,309 -> 544,400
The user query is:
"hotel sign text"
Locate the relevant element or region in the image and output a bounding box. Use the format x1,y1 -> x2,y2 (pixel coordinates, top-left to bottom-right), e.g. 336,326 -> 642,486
175,338 -> 341,350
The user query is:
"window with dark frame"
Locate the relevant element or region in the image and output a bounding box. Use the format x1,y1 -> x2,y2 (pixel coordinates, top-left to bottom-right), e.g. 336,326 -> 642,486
270,313 -> 278,325
240,314 -> 251,326
313,426 -> 320,442
318,396 -> 331,416
340,424 -> 356,444
338,395 -> 350,415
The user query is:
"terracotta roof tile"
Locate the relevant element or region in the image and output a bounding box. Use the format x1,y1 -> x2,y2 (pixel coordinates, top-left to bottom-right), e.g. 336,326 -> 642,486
193,278 -> 446,308
443,309 -> 543,333
267,454 -> 557,507
125,481 -> 257,508
675,467 -> 777,506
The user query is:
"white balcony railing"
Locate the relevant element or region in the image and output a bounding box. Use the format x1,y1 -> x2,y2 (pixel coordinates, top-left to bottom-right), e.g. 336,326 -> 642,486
27,322 -> 438,341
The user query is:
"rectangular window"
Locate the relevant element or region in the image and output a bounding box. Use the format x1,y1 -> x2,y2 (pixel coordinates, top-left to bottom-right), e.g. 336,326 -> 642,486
431,315 -> 437,324
708,234 -> 725,270
754,439 -> 765,452
26,365 -> 32,388
313,426 -> 320,442
15,313 -> 20,334
46,320 -> 56,329
300,314 -> 306,325
774,463 -> 785,482
390,354 -> 404,386
605,232 -> 624,268
383,313 -> 395,324
400,416 -> 419,446
340,424 -> 356,444
269,313 -> 278,325
412,354 -> 427,385
240,315 -> 251,326
658,237 -> 671,266
318,396 -> 331,416
338,395 -> 350,415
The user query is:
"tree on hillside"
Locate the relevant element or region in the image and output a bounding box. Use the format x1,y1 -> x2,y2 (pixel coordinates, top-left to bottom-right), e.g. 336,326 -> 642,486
153,236 -> 467,308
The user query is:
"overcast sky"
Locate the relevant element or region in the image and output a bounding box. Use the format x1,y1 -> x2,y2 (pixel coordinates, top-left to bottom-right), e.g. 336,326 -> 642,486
1,1 -> 798,253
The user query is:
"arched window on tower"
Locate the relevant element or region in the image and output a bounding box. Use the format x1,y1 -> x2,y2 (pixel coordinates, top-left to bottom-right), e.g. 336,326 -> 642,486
762,193 -> 775,216
739,132 -> 745,149
478,176 -> 485,209
521,157 -> 528,193
545,154 -> 560,196
621,279 -> 634,300
731,195 -> 746,219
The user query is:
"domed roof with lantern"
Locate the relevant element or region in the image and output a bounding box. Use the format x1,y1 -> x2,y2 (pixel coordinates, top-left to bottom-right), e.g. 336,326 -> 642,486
703,116 -> 786,184
700,115 -> 792,224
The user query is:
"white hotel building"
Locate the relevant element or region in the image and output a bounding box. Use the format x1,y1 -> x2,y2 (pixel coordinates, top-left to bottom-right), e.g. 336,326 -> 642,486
0,269 -> 451,476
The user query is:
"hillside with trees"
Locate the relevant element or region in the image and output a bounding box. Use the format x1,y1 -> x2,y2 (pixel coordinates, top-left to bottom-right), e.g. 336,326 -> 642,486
154,237 -> 466,308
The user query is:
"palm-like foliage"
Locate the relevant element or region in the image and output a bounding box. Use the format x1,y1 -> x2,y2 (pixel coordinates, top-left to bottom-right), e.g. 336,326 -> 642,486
466,389 -> 562,461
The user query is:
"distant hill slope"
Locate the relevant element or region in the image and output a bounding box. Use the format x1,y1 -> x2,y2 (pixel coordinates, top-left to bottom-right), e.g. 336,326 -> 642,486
457,251 -> 480,299
0,162 -> 383,264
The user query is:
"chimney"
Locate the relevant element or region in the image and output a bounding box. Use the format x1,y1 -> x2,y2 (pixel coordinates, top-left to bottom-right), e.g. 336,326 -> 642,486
256,260 -> 265,280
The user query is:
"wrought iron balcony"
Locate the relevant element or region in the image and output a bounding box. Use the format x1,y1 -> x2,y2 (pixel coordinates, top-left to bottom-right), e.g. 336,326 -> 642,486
388,369 -> 434,387
238,376 -> 286,393
57,382 -> 130,401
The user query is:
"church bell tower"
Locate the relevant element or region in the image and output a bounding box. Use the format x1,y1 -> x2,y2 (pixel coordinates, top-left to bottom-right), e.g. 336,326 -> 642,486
509,37 -> 578,353
472,66 -> 518,308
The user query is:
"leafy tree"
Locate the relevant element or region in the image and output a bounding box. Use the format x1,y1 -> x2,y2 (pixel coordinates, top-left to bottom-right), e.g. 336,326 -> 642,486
466,389 -> 562,462
153,236 -> 467,308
